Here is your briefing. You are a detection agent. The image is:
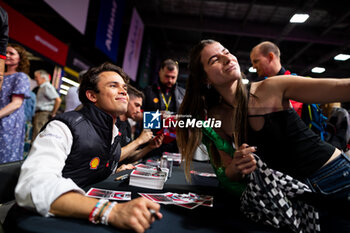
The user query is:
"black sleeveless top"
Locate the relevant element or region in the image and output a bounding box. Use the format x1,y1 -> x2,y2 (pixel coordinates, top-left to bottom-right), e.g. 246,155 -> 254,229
246,85 -> 335,179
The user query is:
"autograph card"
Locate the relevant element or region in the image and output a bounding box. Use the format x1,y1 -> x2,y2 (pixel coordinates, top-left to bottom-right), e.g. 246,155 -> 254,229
138,192 -> 214,207
86,188 -> 131,201
138,192 -> 177,204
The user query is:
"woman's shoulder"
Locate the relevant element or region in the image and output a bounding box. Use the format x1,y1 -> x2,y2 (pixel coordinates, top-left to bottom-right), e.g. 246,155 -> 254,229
249,77 -> 289,100
249,79 -> 275,93
253,75 -> 303,91
16,72 -> 30,85
14,72 -> 30,80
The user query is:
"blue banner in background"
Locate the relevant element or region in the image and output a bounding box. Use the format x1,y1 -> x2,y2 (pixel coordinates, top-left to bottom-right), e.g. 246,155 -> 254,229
95,0 -> 125,62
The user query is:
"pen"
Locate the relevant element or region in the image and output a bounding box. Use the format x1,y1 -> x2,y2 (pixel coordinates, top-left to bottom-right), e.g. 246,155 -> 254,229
149,209 -> 159,220
114,174 -> 129,181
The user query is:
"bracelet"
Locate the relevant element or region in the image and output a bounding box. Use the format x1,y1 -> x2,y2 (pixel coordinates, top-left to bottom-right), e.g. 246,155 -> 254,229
94,201 -> 110,224
89,199 -> 108,224
101,201 -> 118,225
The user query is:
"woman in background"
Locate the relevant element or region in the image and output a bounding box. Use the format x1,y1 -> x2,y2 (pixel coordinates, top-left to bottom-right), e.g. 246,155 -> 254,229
0,43 -> 30,163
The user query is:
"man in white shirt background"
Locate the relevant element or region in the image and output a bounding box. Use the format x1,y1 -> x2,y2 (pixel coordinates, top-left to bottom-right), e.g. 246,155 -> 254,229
32,69 -> 62,140
8,62 -> 162,233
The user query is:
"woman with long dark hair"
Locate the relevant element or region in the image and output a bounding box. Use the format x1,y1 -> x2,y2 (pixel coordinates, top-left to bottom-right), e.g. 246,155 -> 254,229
177,39 -> 350,203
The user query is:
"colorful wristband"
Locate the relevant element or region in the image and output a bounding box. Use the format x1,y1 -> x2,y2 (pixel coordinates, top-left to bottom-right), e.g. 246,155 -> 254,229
101,201 -> 118,225
89,199 -> 108,224
94,201 -> 109,224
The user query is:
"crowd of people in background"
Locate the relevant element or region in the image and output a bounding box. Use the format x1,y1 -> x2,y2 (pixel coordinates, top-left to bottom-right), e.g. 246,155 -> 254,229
1,32 -> 350,166
0,51 -> 187,165
2,40 -> 349,166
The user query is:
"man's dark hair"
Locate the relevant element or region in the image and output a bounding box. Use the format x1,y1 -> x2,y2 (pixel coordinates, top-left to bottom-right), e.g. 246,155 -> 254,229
79,62 -> 129,104
127,84 -> 144,100
160,59 -> 179,71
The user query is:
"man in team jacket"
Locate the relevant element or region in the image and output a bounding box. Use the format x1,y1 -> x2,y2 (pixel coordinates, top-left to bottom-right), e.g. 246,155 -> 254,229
10,62 -> 162,233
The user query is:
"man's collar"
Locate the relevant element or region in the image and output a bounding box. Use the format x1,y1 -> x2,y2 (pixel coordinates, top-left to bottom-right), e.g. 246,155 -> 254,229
277,67 -> 287,75
39,81 -> 48,86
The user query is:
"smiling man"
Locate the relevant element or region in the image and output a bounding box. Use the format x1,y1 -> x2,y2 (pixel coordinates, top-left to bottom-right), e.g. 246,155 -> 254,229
12,63 -> 162,233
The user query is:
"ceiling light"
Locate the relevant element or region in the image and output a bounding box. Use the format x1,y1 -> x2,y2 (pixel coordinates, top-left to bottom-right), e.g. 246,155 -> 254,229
62,77 -> 79,87
59,89 -> 68,95
289,14 -> 309,23
311,67 -> 325,73
249,67 -> 257,73
334,54 -> 350,61
60,84 -> 70,90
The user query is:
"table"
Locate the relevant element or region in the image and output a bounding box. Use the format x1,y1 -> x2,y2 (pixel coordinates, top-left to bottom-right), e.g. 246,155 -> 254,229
4,161 -> 350,233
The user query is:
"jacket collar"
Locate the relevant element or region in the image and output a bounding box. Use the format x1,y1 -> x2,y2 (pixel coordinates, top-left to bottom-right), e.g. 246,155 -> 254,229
79,103 -> 115,143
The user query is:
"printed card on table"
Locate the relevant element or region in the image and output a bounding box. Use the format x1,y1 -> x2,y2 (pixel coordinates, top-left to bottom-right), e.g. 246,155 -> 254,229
138,192 -> 178,204
138,192 -> 214,208
86,188 -> 131,201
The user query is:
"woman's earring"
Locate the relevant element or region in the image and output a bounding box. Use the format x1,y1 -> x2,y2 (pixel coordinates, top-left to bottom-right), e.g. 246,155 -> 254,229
207,83 -> 211,89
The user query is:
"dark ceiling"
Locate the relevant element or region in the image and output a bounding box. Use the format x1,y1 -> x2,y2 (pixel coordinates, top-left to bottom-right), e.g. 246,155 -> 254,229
133,0 -> 350,80
3,0 -> 350,82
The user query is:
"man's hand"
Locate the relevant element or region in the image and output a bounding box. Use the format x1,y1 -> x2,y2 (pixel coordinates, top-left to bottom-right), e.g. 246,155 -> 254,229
108,197 -> 162,233
116,164 -> 135,173
137,129 -> 153,145
148,134 -> 164,149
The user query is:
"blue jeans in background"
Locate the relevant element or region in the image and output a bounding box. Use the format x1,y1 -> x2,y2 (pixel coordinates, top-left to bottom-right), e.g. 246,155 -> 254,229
305,152 -> 350,204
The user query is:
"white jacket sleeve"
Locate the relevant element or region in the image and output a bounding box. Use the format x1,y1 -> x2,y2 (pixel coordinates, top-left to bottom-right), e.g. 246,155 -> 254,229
15,120 -> 85,217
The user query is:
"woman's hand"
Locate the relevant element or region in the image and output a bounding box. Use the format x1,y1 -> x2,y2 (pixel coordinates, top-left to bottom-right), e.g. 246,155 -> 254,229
225,143 -> 257,180
115,164 -> 135,173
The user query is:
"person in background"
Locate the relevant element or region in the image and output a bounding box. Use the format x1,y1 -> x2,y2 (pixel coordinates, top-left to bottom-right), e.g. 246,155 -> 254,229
64,70 -> 85,112
250,41 -> 329,141
143,59 -> 184,113
250,41 -> 287,80
32,69 -> 61,140
321,102 -> 350,152
118,85 -> 164,166
142,59 -> 185,156
8,62 -> 162,233
23,89 -> 36,158
0,7 -> 9,91
0,43 -> 30,163
250,41 -> 303,115
118,85 -> 145,148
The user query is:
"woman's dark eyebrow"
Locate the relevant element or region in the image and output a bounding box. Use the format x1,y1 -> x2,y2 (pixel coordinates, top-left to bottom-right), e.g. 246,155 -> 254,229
208,55 -> 217,65
207,48 -> 227,64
